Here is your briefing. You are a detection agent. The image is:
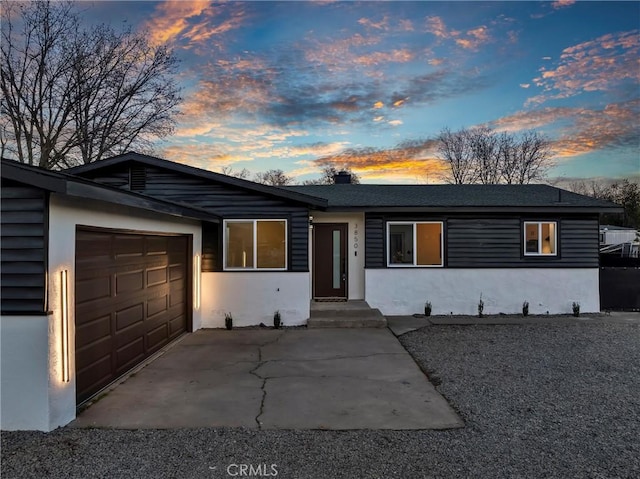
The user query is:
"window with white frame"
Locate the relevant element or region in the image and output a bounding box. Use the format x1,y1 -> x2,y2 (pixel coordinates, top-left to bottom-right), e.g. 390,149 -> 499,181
388,222 -> 443,267
524,221 -> 557,256
224,219 -> 287,270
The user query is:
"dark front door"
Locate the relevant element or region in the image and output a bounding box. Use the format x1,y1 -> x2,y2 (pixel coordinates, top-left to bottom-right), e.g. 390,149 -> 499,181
313,223 -> 347,298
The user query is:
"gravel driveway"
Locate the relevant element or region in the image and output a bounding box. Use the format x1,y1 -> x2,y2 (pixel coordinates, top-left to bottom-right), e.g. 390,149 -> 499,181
2,318 -> 639,478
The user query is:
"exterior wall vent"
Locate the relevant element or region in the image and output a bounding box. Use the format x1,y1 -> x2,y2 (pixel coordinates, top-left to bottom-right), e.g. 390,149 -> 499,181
129,166 -> 146,190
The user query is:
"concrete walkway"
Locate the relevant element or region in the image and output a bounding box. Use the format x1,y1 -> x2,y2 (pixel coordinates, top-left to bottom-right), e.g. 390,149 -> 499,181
72,328 -> 462,430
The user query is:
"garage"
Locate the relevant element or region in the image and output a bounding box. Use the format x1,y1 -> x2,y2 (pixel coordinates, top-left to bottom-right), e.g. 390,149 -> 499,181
75,228 -> 191,404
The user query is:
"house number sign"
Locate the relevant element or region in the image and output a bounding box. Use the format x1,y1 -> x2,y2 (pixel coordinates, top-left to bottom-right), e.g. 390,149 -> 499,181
353,223 -> 359,249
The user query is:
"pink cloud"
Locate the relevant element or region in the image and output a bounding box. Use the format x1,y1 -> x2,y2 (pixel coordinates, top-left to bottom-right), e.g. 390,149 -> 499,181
552,0 -> 576,9
529,30 -> 639,105
143,1 -> 246,49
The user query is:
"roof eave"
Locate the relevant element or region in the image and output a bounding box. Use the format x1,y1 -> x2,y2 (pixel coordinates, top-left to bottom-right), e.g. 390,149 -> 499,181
318,205 -> 624,214
2,161 -> 66,193
69,152 -> 328,208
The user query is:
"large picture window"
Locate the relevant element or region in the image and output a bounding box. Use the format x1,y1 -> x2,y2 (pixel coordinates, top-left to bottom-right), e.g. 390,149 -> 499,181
388,222 -> 443,267
524,221 -> 557,256
225,220 -> 287,270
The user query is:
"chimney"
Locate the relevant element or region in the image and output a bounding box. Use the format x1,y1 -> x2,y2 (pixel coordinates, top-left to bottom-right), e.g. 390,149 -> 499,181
333,170 -> 352,184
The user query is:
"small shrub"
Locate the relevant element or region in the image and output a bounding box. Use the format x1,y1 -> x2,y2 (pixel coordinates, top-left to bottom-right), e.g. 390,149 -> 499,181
225,312 -> 233,330
478,298 -> 484,318
522,301 -> 529,317
572,302 -> 580,317
424,301 -> 432,317
273,310 -> 281,329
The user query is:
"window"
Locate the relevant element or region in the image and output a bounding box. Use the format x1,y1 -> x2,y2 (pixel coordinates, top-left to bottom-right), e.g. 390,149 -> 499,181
388,222 -> 443,267
224,220 -> 287,270
524,221 -> 557,256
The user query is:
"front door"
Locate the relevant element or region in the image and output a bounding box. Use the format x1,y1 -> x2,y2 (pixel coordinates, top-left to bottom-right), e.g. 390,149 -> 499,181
313,223 -> 347,298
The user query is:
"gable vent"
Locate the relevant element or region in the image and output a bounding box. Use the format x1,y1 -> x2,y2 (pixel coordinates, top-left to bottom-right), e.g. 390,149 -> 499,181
129,166 -> 146,190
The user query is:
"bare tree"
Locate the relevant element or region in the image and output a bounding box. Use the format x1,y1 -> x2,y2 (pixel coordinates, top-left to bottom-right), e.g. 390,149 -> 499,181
563,178 -> 639,228
436,127 -> 476,184
511,130 -> 552,184
0,0 -> 181,169
220,166 -> 251,180
468,126 -> 501,184
303,164 -> 361,184
254,169 -> 293,186
437,127 -> 552,184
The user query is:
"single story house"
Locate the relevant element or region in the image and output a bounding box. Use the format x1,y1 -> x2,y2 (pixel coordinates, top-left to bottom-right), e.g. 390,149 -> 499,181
1,153 -> 622,430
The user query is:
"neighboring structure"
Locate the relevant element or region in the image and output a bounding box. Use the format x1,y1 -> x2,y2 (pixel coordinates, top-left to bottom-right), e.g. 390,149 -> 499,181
600,224 -> 639,246
1,153 -> 622,430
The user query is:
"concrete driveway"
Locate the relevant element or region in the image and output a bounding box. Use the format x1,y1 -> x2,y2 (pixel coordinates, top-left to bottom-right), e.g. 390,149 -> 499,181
72,328 -> 462,430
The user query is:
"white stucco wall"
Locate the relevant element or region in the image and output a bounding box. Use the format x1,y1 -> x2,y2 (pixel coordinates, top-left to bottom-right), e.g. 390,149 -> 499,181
0,315 -> 51,431
365,268 -> 600,316
0,194 -> 203,431
201,272 -> 311,327
311,212 -> 365,300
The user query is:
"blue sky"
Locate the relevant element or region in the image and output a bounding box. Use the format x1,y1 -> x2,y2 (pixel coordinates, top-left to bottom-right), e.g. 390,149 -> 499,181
85,1 -> 639,183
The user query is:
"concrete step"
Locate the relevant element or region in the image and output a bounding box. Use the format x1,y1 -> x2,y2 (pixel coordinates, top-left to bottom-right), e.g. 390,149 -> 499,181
308,308 -> 387,329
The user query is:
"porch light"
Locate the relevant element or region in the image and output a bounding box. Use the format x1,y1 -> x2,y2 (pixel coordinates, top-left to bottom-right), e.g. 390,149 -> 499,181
194,254 -> 201,310
60,270 -> 70,383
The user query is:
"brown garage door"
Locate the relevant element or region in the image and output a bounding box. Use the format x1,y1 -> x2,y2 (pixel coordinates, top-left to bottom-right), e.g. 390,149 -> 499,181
75,228 -> 190,404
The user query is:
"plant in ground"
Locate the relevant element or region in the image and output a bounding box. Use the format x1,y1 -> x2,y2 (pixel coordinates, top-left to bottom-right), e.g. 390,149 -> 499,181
522,301 -> 529,317
478,296 -> 484,318
225,312 -> 233,330
572,302 -> 580,317
273,310 -> 281,329
424,301 -> 432,316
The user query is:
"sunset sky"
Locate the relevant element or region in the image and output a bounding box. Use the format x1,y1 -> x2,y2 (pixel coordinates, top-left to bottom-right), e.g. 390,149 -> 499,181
83,1 -> 638,184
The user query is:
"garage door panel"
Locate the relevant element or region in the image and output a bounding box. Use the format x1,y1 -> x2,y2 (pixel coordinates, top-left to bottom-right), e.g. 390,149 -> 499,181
76,314 -> 111,346
76,336 -> 112,371
75,276 -> 111,304
169,264 -> 184,281
115,303 -> 144,331
115,270 -> 144,294
76,233 -> 112,259
147,236 -> 168,255
115,337 -> 145,373
169,315 -> 187,336
147,295 -> 168,318
146,267 -> 168,287
76,356 -> 112,399
75,230 -> 189,404
114,235 -> 145,257
147,323 -> 169,351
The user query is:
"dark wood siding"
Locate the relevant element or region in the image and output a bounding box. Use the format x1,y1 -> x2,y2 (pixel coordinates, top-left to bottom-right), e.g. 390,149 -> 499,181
559,217 -> 599,267
83,165 -> 310,271
448,217 -> 522,267
365,214 -> 385,268
365,213 -> 599,268
1,179 -> 48,313
201,221 -> 219,272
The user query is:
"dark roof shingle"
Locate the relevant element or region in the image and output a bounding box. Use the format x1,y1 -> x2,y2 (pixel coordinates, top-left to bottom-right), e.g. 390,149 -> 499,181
285,184 -> 622,212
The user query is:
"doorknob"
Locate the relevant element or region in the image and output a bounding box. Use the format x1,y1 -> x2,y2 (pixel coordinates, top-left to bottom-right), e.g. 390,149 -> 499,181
342,273 -> 346,282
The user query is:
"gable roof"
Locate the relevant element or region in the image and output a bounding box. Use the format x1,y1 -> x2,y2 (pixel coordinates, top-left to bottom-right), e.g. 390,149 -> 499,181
68,152 -> 327,208
286,184 -> 623,213
1,159 -> 220,222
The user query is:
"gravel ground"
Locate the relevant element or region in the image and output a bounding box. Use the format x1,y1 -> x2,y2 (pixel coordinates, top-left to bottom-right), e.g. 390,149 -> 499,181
2,319 -> 639,479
